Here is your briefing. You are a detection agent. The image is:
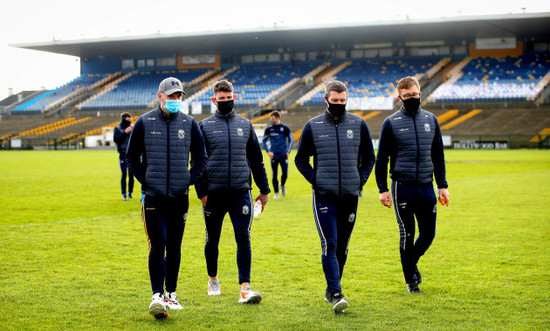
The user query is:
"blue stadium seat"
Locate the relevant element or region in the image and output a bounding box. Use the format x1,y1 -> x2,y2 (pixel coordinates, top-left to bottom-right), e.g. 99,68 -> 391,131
430,53 -> 550,102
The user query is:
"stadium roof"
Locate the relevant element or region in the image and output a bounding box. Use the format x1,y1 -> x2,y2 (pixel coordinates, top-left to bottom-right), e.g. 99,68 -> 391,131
11,12 -> 550,59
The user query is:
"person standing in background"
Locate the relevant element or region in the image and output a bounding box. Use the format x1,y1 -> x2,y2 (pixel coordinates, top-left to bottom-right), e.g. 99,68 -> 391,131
113,112 -> 134,201
262,110 -> 293,198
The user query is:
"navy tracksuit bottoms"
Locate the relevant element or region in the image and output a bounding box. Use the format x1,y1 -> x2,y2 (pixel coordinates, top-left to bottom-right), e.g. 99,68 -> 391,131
142,194 -> 188,294
391,181 -> 437,284
313,190 -> 358,295
270,156 -> 288,193
118,152 -> 134,196
203,190 -> 254,284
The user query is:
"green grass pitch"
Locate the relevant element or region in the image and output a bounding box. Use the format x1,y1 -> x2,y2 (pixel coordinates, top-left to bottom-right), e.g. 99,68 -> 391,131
0,149 -> 548,329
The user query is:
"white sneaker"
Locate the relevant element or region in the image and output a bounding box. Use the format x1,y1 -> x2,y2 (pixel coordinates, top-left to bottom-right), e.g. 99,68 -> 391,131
274,193 -> 280,199
208,280 -> 221,296
149,292 -> 167,316
238,286 -> 262,304
164,292 -> 184,310
280,185 -> 286,196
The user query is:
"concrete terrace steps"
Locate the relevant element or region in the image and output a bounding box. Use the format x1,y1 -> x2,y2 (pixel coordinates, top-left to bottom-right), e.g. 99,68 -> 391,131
437,109 -> 459,124
530,128 -> 550,143
440,109 -> 482,130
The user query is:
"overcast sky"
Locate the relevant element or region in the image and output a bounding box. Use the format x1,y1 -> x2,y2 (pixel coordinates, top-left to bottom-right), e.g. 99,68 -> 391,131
1,0 -> 548,101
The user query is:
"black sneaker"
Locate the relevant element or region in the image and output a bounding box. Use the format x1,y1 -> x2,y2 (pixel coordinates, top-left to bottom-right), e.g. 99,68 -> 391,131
407,281 -> 422,294
413,266 -> 423,284
327,291 -> 348,314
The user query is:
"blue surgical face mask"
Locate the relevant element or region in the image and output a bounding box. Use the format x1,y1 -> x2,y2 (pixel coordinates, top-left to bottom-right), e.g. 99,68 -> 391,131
164,100 -> 181,113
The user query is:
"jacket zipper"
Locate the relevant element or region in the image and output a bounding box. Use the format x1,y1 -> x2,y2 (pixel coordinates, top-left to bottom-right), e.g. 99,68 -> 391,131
412,114 -> 420,182
335,123 -> 341,197
225,117 -> 231,190
166,118 -> 170,197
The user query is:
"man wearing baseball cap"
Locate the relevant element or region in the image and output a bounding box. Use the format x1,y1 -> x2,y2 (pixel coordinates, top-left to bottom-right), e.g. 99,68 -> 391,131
126,77 -> 207,318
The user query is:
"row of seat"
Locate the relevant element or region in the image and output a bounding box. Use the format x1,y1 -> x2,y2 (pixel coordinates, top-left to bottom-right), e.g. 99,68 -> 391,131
13,75 -> 106,113
13,117 -> 91,138
80,70 -> 210,110
301,57 -> 445,106
193,62 -> 319,107
430,53 -> 550,102
11,53 -> 550,113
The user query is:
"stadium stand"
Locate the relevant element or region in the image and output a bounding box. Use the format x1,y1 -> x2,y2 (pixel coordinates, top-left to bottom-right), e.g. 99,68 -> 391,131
437,109 -> 460,124
78,69 -> 212,110
182,66 -> 240,107
530,128 -> 550,143
297,56 -> 447,107
188,62 -> 325,110
12,117 -> 92,138
429,53 -> 550,102
12,75 -> 108,114
296,61 -> 351,106
440,109 -> 483,130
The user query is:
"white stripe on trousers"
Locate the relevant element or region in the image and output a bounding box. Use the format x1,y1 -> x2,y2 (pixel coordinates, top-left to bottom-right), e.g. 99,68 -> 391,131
392,180 -> 407,251
312,190 -> 328,256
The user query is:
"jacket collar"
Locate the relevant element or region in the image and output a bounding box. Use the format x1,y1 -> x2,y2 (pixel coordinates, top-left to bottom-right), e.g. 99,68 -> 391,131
400,106 -> 422,117
214,109 -> 236,120
155,105 -> 180,121
324,108 -> 346,124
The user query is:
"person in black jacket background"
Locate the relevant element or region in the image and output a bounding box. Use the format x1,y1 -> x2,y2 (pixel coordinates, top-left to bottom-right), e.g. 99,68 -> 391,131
375,76 -> 450,295
295,80 -> 375,314
113,112 -> 134,200
126,77 -> 207,318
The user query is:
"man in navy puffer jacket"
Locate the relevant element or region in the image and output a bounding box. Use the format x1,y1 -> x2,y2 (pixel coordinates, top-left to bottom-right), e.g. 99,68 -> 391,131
195,79 -> 270,304
295,80 -> 375,314
375,76 -> 450,295
126,77 -> 207,318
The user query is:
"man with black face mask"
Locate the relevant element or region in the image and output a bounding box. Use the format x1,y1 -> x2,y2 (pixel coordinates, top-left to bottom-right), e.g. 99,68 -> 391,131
375,76 -> 450,295
295,80 -> 375,314
113,112 -> 134,200
195,79 -> 270,304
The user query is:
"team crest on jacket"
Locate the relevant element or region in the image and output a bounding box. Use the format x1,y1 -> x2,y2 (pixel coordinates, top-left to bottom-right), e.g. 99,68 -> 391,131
237,128 -> 243,136
347,129 -> 353,139
348,213 -> 356,222
242,205 -> 249,215
178,129 -> 185,139
424,123 -> 431,132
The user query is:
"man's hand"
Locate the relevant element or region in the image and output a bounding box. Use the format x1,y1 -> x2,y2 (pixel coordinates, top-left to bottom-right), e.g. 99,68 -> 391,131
438,188 -> 449,206
255,193 -> 269,212
379,191 -> 392,208
125,126 -> 132,133
268,152 -> 274,159
200,195 -> 208,207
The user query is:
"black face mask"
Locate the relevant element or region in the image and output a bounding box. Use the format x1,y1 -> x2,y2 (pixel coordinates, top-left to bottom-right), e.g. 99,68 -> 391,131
217,100 -> 234,115
327,102 -> 346,118
402,97 -> 421,113
121,118 -> 131,128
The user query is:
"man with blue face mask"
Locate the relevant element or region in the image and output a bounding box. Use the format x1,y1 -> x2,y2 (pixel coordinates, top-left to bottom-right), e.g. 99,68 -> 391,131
126,77 -> 208,319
